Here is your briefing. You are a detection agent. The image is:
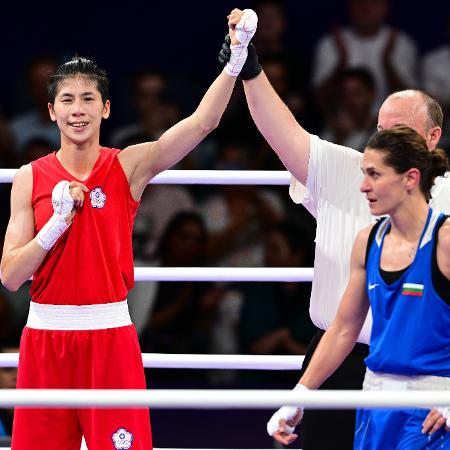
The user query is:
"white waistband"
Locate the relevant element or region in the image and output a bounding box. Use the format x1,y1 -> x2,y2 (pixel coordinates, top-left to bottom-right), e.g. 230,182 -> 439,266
27,300 -> 132,330
364,368 -> 450,391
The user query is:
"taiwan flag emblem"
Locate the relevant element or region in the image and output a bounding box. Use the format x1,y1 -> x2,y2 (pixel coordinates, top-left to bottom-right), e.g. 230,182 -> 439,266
401,283 -> 424,297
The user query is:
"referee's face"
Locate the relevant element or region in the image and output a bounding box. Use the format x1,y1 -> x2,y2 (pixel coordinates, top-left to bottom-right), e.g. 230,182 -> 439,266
377,95 -> 428,150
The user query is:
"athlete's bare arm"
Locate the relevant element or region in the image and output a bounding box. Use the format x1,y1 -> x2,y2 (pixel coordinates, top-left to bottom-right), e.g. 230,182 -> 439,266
271,224 -> 372,445
0,165 -> 45,291
0,166 -> 88,291
119,69 -> 236,201
119,9 -> 259,200
224,6 -> 312,186
243,72 -> 311,185
300,225 -> 371,387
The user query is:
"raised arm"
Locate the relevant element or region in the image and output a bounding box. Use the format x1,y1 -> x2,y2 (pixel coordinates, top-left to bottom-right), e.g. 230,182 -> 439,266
243,72 -> 311,184
222,6 -> 311,185
119,70 -> 237,200
268,224 -> 372,445
1,165 -> 45,291
119,9 -> 258,201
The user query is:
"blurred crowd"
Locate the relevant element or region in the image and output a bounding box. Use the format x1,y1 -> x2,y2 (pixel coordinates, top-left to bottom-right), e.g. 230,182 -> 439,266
1,0 -> 450,439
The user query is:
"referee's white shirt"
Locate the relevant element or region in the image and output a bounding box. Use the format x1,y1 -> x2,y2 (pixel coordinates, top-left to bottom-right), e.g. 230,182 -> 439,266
289,134 -> 450,344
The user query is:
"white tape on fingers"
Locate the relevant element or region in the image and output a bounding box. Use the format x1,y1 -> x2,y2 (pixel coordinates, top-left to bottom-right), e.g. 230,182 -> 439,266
267,405 -> 300,436
52,180 -> 74,217
224,9 -> 258,77
266,383 -> 308,437
235,9 -> 258,46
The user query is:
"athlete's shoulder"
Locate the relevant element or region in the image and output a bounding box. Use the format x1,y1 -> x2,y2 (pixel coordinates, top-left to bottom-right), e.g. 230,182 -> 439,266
10,164 -> 33,204
13,163 -> 32,185
356,223 -> 376,246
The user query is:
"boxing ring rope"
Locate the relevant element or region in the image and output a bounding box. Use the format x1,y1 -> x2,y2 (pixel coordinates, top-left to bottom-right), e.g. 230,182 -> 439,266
1,168 -> 449,450
0,389 -> 449,409
0,446 -> 276,450
134,267 -> 313,282
0,169 -> 291,185
0,353 -> 304,370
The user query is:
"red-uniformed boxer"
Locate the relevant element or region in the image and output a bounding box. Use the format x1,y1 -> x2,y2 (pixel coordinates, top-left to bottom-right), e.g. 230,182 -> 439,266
0,18 -> 258,448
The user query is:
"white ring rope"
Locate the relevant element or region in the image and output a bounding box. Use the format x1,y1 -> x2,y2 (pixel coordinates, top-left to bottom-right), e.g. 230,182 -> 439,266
134,267 -> 313,282
27,267 -> 314,282
0,389 -> 448,409
0,170 -> 291,185
0,353 -> 304,370
6,165 -> 314,283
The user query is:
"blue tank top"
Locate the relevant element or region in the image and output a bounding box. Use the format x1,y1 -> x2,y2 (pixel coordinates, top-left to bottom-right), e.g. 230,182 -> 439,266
365,208 -> 450,376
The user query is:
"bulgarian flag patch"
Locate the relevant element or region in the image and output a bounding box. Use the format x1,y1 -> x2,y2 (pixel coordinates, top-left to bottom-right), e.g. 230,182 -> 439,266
401,283 -> 424,297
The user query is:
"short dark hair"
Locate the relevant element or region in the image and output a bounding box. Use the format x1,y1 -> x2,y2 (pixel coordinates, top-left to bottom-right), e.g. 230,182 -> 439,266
340,67 -> 376,91
366,126 -> 449,201
48,56 -> 109,105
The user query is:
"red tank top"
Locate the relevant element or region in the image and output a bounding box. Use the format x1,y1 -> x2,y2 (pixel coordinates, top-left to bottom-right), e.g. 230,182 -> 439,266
31,148 -> 140,305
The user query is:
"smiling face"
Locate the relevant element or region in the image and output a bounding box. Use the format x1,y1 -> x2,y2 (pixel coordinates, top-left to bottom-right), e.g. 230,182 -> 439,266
360,148 -> 419,216
48,75 -> 110,147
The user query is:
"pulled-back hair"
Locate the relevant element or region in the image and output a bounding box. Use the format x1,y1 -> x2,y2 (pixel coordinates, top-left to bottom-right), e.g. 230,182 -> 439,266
366,126 -> 449,202
48,56 -> 109,105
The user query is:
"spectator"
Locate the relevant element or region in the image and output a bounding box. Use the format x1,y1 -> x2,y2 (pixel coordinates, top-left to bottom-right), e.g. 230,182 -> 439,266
110,69 -> 180,148
312,0 -> 418,112
199,142 -> 284,268
137,212 -> 220,358
9,56 -> 59,154
239,223 -> 315,386
321,68 -> 377,151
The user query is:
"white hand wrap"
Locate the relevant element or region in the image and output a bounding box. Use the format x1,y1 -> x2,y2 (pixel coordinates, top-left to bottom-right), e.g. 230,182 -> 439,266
224,9 -> 258,77
36,180 -> 74,251
266,384 -> 308,437
436,407 -> 450,428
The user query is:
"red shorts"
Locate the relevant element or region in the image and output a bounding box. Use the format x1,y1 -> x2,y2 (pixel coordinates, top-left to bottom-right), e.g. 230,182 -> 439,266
12,325 -> 152,450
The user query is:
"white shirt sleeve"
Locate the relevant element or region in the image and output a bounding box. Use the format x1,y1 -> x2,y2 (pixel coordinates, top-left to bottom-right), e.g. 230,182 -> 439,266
429,173 -> 450,214
289,135 -> 364,216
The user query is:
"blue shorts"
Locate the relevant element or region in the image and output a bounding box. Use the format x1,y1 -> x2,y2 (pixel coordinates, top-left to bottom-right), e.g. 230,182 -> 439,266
354,408 -> 450,450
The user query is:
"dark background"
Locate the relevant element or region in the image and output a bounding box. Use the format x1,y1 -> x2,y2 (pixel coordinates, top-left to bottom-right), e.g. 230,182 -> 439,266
1,1 -> 449,448
1,0 -> 448,118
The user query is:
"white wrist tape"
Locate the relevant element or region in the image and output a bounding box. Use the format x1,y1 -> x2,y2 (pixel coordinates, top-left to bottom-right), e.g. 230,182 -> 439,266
225,9 -> 258,77
436,407 -> 450,427
36,180 -> 74,251
266,384 -> 308,437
